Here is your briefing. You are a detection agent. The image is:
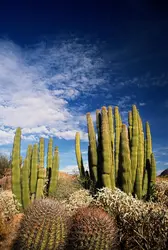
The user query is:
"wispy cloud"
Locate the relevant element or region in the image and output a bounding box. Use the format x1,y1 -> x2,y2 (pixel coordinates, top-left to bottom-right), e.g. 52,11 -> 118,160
0,38 -> 111,145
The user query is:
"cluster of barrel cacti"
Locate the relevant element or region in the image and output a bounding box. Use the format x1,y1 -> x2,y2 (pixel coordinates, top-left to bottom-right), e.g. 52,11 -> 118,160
13,198 -> 118,250
11,128 -> 59,209
75,105 -> 156,200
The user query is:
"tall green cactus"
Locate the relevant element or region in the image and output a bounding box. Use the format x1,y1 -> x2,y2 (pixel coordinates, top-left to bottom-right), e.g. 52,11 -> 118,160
118,124 -> 132,194
21,158 -> 30,209
108,106 -> 115,183
101,107 -> 113,189
114,106 -> 121,183
131,105 -> 139,192
49,146 -> 59,195
47,138 -> 53,170
128,111 -> 133,145
30,144 -> 38,195
86,113 -> 98,184
150,153 -> 156,187
39,137 -> 44,168
75,132 -> 85,178
11,127 -> 22,205
26,145 -> 32,177
36,167 -> 46,199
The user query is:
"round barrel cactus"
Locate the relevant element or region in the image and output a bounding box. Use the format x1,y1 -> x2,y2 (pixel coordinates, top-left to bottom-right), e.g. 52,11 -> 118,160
67,206 -> 119,250
12,198 -> 70,250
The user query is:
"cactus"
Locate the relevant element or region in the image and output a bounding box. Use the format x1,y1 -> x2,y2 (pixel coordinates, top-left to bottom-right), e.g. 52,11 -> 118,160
114,106 -> 121,183
21,158 -> 30,209
12,199 -> 70,250
39,138 -> 44,168
67,206 -> 118,250
30,144 -> 38,196
108,106 -> 115,186
26,145 -> 32,177
118,124 -> 132,194
150,153 -> 156,186
36,167 -> 46,199
131,105 -> 139,192
86,113 -> 98,184
101,107 -> 113,189
47,138 -> 53,170
75,132 -> 85,179
49,146 -> 59,195
128,111 -> 133,146
11,127 -> 22,205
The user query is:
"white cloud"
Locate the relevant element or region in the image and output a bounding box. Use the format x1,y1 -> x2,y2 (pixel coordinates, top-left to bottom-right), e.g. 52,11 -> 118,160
61,165 -> 79,174
139,102 -> 146,106
0,38 -> 109,145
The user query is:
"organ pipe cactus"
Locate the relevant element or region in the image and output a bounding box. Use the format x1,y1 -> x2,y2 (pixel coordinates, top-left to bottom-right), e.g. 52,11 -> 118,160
131,105 -> 139,192
36,167 -> 46,199
49,146 -> 59,195
21,158 -> 30,209
75,132 -> 85,178
30,144 -> 38,195
86,113 -> 98,184
114,106 -> 121,183
118,124 -> 132,194
11,127 -> 22,205
39,137 -> 44,168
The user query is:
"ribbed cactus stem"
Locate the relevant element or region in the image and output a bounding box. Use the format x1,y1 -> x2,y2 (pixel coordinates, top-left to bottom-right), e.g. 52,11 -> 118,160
75,132 -> 85,178
49,146 -> 59,195
86,113 -> 98,184
114,106 -> 121,182
11,127 -> 22,205
36,167 -> 46,199
150,153 -> 156,186
128,111 -> 133,147
30,144 -> 38,195
39,138 -> 44,168
47,138 -> 53,170
21,158 -> 30,209
118,124 -> 132,194
26,145 -> 32,177
101,107 -> 113,188
131,105 -> 139,192
108,106 -> 115,181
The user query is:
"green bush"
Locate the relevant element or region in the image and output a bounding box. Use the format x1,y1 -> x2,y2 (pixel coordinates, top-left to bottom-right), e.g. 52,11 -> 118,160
0,154 -> 11,179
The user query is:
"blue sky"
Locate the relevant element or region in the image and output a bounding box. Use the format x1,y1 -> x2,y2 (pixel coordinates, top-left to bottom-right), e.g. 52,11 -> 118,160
0,1 -> 168,175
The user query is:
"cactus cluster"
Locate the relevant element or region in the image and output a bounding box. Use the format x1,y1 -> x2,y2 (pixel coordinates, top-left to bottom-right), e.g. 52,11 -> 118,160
12,198 -> 118,250
11,129 -> 59,209
75,105 -> 156,200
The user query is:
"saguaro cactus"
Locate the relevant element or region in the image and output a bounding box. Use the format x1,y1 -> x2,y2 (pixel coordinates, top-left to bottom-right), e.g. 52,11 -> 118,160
12,127 -> 22,205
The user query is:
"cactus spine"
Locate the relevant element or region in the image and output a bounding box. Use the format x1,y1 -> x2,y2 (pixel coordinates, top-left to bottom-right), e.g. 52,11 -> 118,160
36,167 -> 46,199
11,127 -> 22,205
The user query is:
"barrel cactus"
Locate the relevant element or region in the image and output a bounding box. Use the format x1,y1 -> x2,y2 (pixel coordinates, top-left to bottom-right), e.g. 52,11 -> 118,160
67,206 -> 119,250
12,199 -> 70,250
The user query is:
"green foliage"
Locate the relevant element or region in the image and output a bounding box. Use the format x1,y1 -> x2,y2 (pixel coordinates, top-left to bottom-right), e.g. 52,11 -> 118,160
12,198 -> 70,250
67,206 -> 119,250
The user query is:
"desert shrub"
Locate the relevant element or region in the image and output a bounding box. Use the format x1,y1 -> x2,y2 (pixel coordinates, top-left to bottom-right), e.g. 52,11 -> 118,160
0,154 -> 11,179
64,189 -> 94,215
92,187 -> 168,250
48,175 -> 83,201
0,190 -> 21,220
155,181 -> 168,208
0,211 -> 9,241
